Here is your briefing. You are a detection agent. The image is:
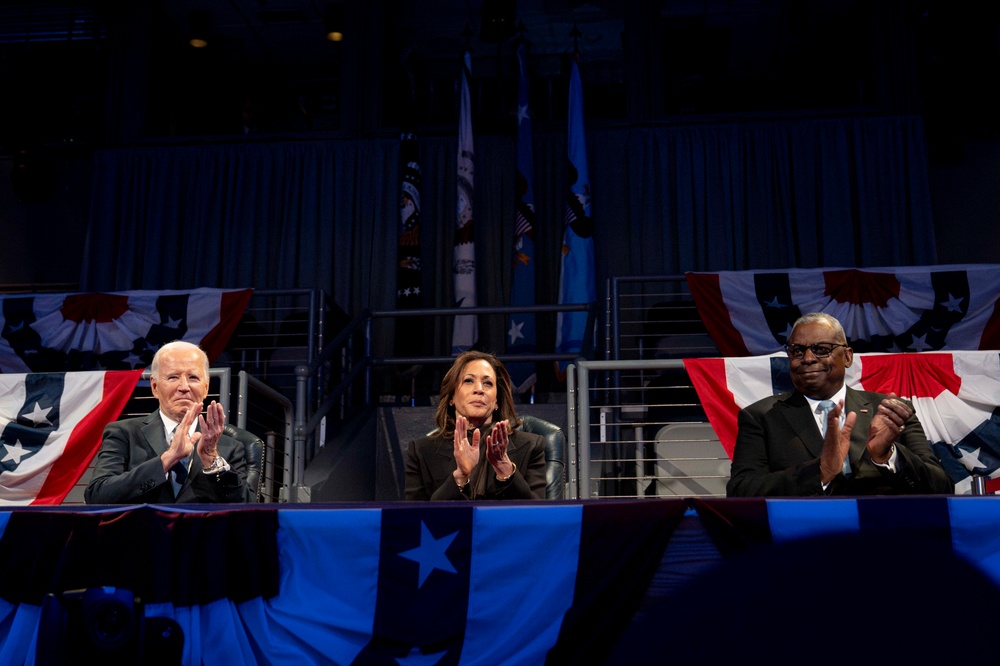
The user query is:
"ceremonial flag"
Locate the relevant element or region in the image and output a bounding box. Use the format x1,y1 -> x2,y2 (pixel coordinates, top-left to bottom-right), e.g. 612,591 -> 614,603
394,130 -> 425,366
452,50 -> 478,353
0,287 -> 253,373
507,41 -> 538,393
395,131 -> 423,313
0,369 -> 141,505
555,55 -> 595,371
684,350 -> 1000,494
686,265 -> 1000,356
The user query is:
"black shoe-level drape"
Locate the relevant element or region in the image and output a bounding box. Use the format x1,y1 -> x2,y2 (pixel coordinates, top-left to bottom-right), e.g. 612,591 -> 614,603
81,115 -> 936,357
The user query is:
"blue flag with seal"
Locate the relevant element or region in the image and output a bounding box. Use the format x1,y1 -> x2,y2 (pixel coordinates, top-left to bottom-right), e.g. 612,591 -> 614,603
555,56 -> 595,374
507,41 -> 538,394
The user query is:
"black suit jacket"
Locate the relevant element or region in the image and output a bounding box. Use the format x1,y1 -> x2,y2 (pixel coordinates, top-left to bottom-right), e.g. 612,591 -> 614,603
727,387 -> 954,497
84,410 -> 247,504
405,425 -> 547,500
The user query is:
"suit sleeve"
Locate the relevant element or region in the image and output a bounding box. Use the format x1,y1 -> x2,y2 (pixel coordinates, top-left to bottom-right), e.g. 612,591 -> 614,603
727,405 -> 826,498
84,421 -> 171,504
187,434 -> 248,503
492,432 -> 546,500
405,438 -> 464,501
872,409 -> 954,494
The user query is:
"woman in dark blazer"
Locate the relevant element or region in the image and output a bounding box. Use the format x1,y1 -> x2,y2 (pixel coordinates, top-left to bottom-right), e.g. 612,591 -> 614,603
405,351 -> 546,500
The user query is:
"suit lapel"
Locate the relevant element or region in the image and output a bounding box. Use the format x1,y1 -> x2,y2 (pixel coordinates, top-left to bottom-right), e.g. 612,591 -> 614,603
777,392 -> 825,458
142,411 -> 170,457
845,388 -> 874,467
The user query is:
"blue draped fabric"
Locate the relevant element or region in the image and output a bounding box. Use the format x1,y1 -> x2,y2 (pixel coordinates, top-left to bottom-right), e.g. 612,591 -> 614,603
3,498 -> 1000,664
81,116 -> 936,357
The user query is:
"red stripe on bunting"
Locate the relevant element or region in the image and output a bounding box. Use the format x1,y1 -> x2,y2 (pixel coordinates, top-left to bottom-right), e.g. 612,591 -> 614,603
685,273 -> 751,356
855,353 -> 961,399
198,288 -> 254,363
32,370 -> 143,506
683,357 -> 739,458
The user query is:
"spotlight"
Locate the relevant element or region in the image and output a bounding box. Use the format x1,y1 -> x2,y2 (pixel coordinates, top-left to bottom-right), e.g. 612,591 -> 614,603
324,3 -> 343,42
189,10 -> 212,48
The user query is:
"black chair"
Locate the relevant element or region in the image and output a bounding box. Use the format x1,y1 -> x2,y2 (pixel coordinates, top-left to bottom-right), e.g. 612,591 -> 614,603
223,424 -> 265,502
520,415 -> 567,500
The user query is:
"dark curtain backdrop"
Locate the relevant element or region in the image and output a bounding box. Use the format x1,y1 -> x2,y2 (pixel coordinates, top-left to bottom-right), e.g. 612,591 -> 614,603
81,115 -> 936,356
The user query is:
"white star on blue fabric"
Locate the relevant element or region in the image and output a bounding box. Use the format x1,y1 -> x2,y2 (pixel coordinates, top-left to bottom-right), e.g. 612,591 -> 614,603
957,446 -> 989,472
24,402 -> 53,426
942,293 -> 965,313
124,353 -> 143,368
517,103 -> 530,125
764,296 -> 784,308
908,333 -> 933,352
396,646 -> 449,666
398,522 -> 458,587
166,316 -> 184,329
2,440 -> 31,465
508,319 -> 526,345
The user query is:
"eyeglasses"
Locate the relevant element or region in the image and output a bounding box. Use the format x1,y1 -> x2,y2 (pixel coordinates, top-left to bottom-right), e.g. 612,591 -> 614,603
784,343 -> 848,359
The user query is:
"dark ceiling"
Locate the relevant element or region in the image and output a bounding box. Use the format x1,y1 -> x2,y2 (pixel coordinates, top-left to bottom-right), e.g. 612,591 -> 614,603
0,1 -> 998,156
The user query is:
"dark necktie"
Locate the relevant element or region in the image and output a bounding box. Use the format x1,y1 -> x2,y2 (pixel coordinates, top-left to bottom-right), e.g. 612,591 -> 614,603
171,459 -> 188,485
169,427 -> 189,493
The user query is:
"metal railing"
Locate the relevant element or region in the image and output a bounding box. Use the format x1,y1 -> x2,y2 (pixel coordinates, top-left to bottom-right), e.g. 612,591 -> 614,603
288,302 -> 593,500
566,359 -> 724,500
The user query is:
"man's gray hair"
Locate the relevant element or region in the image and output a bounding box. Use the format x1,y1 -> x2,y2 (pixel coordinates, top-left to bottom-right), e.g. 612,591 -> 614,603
149,340 -> 210,379
791,312 -> 848,344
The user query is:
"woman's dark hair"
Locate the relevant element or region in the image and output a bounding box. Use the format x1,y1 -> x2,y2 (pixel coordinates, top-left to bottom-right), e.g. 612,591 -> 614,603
431,351 -> 520,438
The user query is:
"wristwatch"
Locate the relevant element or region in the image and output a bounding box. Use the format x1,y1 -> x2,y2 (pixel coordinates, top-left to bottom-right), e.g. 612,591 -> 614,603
202,455 -> 226,474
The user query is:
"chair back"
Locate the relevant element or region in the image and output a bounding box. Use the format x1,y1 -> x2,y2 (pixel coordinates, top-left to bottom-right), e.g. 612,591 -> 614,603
224,424 -> 265,502
520,415 -> 567,500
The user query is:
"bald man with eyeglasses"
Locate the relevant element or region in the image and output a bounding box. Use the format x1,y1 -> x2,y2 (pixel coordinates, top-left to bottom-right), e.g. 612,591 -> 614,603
726,312 -> 953,497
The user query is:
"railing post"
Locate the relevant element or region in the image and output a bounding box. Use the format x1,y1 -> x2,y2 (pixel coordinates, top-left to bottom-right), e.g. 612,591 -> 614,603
567,363 -> 578,500
290,363 -> 311,502
577,362 -> 594,498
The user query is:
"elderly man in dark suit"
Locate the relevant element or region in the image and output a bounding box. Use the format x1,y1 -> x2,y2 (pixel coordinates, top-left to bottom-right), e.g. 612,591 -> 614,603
85,340 -> 246,504
727,312 -> 953,497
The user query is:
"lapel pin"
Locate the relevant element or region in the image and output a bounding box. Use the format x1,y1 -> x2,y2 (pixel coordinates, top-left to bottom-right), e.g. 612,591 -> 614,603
860,409 -> 869,413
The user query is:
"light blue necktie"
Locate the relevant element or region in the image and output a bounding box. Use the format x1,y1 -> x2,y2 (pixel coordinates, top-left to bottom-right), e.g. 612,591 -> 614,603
817,399 -> 851,477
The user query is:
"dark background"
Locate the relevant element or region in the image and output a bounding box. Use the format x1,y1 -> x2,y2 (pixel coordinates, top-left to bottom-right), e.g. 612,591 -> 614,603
1,0 -> 998,289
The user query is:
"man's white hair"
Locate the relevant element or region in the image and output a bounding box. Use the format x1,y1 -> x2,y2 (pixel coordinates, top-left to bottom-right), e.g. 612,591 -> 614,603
150,340 -> 210,379
791,312 -> 848,344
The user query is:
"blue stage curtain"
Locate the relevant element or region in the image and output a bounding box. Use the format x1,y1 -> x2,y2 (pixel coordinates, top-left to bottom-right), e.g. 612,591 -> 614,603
81,116 -> 935,355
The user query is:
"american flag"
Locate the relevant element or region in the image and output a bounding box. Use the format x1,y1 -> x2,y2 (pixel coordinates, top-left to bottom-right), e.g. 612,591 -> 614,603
0,370 -> 141,505
507,41 -> 539,393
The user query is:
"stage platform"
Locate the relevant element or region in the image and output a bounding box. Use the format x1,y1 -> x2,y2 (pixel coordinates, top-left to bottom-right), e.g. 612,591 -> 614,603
3,496 -> 1000,664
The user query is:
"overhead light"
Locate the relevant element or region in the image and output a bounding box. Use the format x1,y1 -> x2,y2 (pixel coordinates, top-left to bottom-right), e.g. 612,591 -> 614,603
324,3 -> 343,42
189,10 -> 211,48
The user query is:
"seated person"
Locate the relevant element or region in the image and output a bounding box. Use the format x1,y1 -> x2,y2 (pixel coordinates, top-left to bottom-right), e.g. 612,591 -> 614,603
727,312 -> 953,497
405,351 -> 546,500
85,340 -> 247,504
